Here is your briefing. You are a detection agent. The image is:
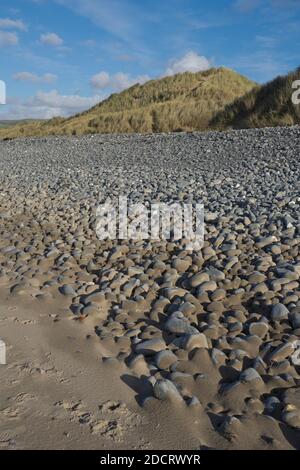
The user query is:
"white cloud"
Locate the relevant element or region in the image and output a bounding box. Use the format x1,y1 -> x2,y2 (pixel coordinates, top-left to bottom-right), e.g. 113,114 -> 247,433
0,18 -> 27,31
40,32 -> 63,46
90,71 -> 110,89
13,72 -> 57,83
90,71 -> 149,91
30,89 -> 101,111
113,72 -> 149,90
0,90 -> 102,119
0,31 -> 18,47
164,51 -> 211,76
90,53 -> 211,93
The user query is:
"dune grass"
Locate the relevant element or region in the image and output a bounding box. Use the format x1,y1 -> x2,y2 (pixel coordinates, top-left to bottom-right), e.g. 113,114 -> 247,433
210,66 -> 300,130
0,67 -> 255,139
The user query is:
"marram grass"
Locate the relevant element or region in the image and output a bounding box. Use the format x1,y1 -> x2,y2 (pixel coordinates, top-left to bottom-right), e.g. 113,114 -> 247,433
0,67 -> 255,140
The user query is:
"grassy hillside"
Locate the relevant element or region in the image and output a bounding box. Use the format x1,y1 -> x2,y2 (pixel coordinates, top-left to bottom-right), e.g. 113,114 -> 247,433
0,67 -> 255,139
210,67 -> 300,130
0,119 -> 42,129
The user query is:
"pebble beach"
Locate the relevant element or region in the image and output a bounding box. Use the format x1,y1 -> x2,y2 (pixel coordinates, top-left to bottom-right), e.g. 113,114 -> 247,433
1,126 -> 300,449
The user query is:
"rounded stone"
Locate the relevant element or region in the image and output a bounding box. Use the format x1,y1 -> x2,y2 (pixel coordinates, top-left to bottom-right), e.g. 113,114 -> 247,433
239,368 -> 263,384
271,303 -> 289,321
59,284 -> 76,296
249,321 -> 269,338
189,272 -> 210,288
153,379 -> 183,402
282,406 -> 300,430
154,350 -> 178,369
269,342 -> 294,362
183,333 -> 209,351
164,312 -> 198,335
135,338 -> 166,356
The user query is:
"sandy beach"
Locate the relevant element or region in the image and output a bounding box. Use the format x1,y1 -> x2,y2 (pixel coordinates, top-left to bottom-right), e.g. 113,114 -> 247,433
1,128 -> 300,450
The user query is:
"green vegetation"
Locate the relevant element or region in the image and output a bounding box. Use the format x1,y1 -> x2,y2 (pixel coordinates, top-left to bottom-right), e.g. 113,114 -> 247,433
210,67 -> 300,130
0,67 -> 255,139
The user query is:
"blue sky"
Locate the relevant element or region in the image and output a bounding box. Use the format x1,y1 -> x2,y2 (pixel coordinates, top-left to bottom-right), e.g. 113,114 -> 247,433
0,0 -> 299,119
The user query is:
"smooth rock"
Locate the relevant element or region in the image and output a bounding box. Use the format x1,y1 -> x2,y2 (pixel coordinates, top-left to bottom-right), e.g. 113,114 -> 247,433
153,379 -> 183,402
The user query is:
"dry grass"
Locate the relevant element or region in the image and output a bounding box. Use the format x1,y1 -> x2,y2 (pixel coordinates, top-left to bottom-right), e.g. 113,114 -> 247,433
210,66 -> 300,130
0,67 -> 255,139
0,119 -> 42,129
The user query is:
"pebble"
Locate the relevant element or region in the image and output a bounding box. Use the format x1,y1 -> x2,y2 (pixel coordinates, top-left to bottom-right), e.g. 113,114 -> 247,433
164,312 -> 198,335
249,321 -> 269,338
135,338 -> 166,356
269,342 -> 295,362
172,258 -> 191,273
239,368 -> 263,384
282,405 -> 300,429
283,387 -> 300,408
153,379 -> 183,403
60,284 -> 76,296
271,303 -> 289,321
154,350 -> 178,369
189,272 -> 210,288
182,333 -> 208,350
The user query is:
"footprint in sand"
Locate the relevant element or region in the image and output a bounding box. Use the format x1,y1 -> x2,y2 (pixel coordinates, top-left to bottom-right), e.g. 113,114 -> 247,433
90,400 -> 143,441
16,360 -> 62,377
8,392 -> 35,404
0,438 -> 16,448
0,393 -> 36,423
0,406 -> 21,419
10,317 -> 37,325
54,399 -> 144,442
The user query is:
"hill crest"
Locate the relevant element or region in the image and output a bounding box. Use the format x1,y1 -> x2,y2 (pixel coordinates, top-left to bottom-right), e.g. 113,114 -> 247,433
0,67 -> 256,139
